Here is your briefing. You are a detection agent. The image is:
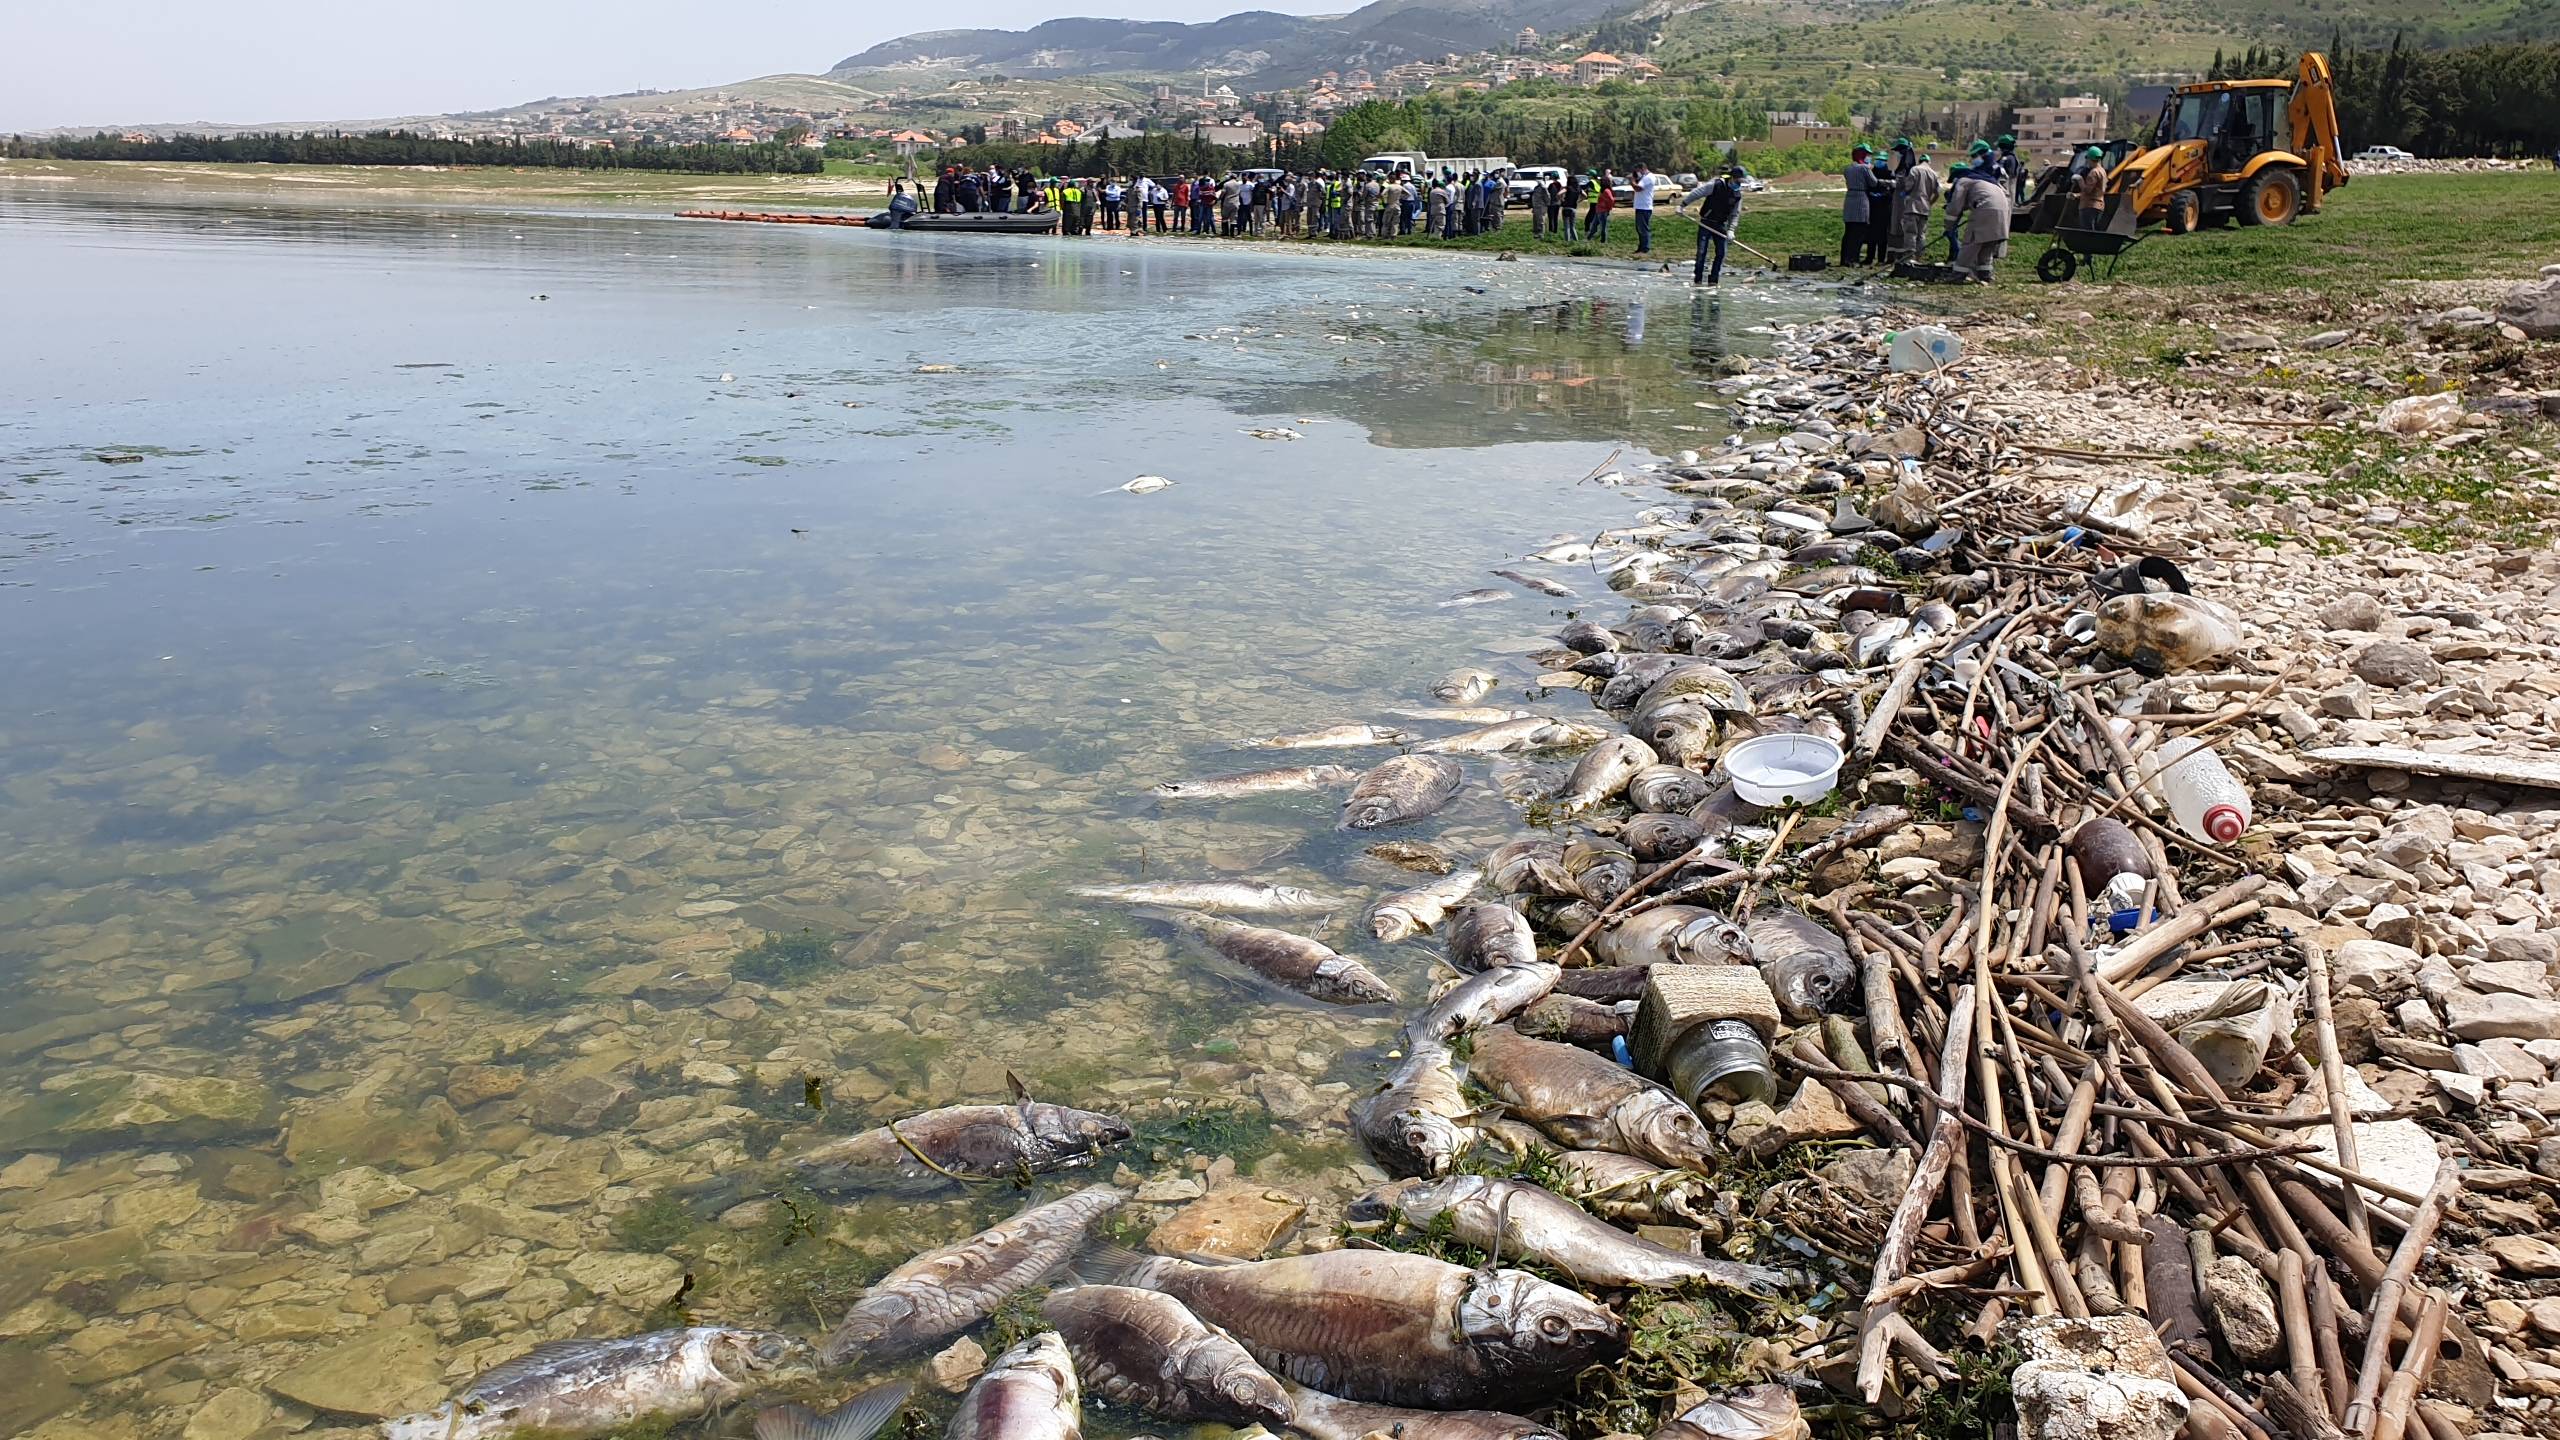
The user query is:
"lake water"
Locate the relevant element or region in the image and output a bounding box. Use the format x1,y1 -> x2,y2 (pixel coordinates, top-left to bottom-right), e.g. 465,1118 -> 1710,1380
0,190 -> 1808,1437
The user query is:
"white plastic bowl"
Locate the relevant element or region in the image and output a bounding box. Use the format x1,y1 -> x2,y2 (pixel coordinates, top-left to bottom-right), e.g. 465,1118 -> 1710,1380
1723,732 -> 1845,807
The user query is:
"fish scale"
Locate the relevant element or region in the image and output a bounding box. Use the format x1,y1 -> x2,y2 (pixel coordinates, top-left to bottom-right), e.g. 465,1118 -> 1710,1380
820,1187 -> 1124,1366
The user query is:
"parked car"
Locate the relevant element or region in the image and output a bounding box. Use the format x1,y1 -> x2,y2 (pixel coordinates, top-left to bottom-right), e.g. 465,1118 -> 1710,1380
2351,145 -> 2412,162
1507,164 -> 1569,205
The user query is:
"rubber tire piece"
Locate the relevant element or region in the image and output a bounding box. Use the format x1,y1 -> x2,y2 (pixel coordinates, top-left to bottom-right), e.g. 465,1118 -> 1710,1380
2037,247 -> 2078,283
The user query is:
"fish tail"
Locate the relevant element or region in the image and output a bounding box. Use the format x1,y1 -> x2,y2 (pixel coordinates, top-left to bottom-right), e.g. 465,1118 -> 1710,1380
1070,1239 -> 1152,1285
755,1382 -> 912,1440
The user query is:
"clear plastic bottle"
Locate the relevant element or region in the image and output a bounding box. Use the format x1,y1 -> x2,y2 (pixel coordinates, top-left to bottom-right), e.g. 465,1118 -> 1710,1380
2150,738 -> 2252,844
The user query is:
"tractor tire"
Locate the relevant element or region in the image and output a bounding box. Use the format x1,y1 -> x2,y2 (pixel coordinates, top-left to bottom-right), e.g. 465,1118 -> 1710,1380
2164,190 -> 2200,235
2037,247 -> 2078,283
2238,167 -> 2302,226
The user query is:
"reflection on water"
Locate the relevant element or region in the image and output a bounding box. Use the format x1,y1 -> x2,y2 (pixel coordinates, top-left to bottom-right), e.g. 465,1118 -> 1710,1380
0,191 -> 1813,1436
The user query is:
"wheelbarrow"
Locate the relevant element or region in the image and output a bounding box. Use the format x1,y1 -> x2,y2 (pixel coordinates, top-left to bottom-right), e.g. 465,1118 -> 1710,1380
2036,201 -> 2143,283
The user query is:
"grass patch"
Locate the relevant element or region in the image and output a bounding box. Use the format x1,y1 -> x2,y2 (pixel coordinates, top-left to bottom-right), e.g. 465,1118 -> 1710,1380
1126,1101 -> 1284,1171
610,1190 -> 700,1253
985,1287 -> 1054,1352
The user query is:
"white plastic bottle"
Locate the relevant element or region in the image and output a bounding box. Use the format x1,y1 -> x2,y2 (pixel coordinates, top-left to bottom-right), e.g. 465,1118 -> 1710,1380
1887,325 -> 1964,372
2150,737 -> 2252,843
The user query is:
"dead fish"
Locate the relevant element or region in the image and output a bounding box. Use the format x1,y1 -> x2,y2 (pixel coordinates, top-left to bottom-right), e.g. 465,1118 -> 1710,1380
947,1333 -> 1081,1440
1555,620 -> 1619,654
1444,903 -> 1537,974
1621,813 -> 1705,863
1159,911 -> 1394,1005
1526,541 -> 1599,563
1408,961 -> 1560,1042
1151,765 -> 1361,802
687,1080 -> 1130,1208
1041,1286 -> 1290,1426
1554,964 -> 1655,1003
1107,475 -> 1174,495
1349,1176 -> 1787,1294
1486,838 -> 1574,898
1339,754 -> 1464,831
1242,426 -> 1302,441
1525,895 -> 1602,937
1464,1026 -> 1717,1171
1414,717 -> 1609,756
1280,1382 -> 1561,1440
1561,837 -> 1637,905
1648,1388 -> 1809,1440
1432,668 -> 1499,704
388,1330 -> 817,1440
1628,763 -> 1710,819
752,1382 -> 911,1440
1366,840 -> 1456,874
1385,705 -> 1540,726
1352,1042 -> 1470,1177
1777,563 -> 1880,595
1372,868 -> 1485,943
1118,1249 -> 1623,1410
1553,736 -> 1655,814
1069,881 -> 1344,915
1630,665 -> 1754,722
1439,588 -> 1511,608
1548,1150 -> 1716,1228
1492,568 -> 1576,599
1513,993 -> 1632,1052
1647,710 -> 1722,768
1786,537 -> 1868,565
1237,724 -> 1415,750
820,1187 -> 1125,1365
1746,909 -> 1856,1020
1596,655 -> 1688,710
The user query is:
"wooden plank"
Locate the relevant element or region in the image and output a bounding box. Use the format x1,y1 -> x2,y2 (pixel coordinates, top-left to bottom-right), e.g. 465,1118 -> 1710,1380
2305,745 -> 2560,790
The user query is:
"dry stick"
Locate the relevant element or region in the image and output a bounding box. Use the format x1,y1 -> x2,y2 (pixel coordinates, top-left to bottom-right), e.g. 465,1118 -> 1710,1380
2341,1161 -> 2460,1440
1836,897 -> 1916,1083
2278,1248 -> 2336,1428
1789,1059 -> 2313,1168
2174,1356 -> 2284,1440
2373,1294 -> 2450,1440
2263,1375 -> 2348,1440
2093,875 -> 2271,984
1789,1036 -> 1920,1152
1857,981 -> 1978,1405
2301,935 -> 2373,1251
1854,649 -> 1934,762
2277,1179 -> 2429,1333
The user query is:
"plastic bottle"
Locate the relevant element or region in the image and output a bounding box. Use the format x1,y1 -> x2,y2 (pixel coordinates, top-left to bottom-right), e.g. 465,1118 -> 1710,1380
1887,325 -> 1964,372
2150,738 -> 2252,844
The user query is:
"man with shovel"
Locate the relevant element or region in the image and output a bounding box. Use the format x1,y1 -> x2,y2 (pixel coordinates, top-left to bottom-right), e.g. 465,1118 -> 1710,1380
1678,164 -> 1748,286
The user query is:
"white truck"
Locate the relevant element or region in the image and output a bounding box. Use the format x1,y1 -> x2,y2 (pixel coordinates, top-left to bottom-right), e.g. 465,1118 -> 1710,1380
1507,164 -> 1570,205
1361,151 -> 1515,181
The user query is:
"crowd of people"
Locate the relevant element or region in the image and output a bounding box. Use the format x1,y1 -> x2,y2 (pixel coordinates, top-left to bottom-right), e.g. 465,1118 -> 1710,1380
879,161 -> 1745,254
1836,132 -> 2112,284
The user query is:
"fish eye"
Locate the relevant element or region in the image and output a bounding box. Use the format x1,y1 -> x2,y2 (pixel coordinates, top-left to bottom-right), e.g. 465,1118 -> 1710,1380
1538,1315 -> 1569,1339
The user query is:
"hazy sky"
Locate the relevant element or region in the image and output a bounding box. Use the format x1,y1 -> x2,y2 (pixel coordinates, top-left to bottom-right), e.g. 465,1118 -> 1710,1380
1,0 -> 1345,132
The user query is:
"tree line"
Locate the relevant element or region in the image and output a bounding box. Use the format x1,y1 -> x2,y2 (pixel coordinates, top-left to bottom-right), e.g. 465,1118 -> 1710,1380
0,129 -> 825,174
912,132 -> 1322,178
2207,37 -> 2560,156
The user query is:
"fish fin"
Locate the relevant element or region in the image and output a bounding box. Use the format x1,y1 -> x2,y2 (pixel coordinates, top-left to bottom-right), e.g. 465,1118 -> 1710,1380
1007,1070 -> 1032,1106
755,1381 -> 912,1440
1071,1240 -> 1151,1284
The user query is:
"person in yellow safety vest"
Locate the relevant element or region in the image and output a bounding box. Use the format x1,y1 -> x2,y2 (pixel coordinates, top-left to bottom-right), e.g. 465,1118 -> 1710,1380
1062,181 -> 1087,235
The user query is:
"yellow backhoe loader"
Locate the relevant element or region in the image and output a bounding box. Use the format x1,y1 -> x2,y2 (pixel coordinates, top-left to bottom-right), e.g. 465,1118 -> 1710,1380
2111,52 -> 2350,233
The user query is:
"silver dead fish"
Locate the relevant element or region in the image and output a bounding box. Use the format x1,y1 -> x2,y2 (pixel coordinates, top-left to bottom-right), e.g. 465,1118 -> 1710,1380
689,1081 -> 1129,1207
1160,910 -> 1395,1005
1443,902 -> 1538,974
1151,765 -> 1361,802
1236,724 -> 1416,750
1281,1382 -> 1562,1440
1438,588 -> 1511,608
947,1333 -> 1081,1440
1069,881 -> 1345,915
1372,868 -> 1486,942
1464,1026 -> 1718,1171
1385,705 -> 1539,726
1408,961 -> 1561,1042
1042,1286 -> 1290,1426
385,1329 -> 815,1440
1350,1176 -> 1788,1294
1339,754 -> 1464,831
1413,717 -> 1610,756
1351,1041 -> 1471,1178
1491,568 -> 1576,598
819,1186 -> 1126,1366
1432,668 -> 1499,704
1553,735 -> 1657,814
1119,1249 -> 1623,1410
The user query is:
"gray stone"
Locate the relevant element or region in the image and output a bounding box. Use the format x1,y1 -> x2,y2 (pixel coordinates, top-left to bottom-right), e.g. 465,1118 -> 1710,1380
2333,938 -> 2422,995
2316,592 -> 2388,632
1816,1147 -> 1914,1210
2199,1255 -> 2282,1365
519,1068 -> 638,1134
2008,1314 -> 2187,1440
2446,991 -> 2560,1042
2301,329 -> 2354,350
2467,961 -> 2554,999
2497,277 -> 2560,340
265,1324 -> 445,1418
0,1072 -> 278,1151
2351,641 -> 2444,689
2485,1235 -> 2560,1277
182,1387 -> 271,1440
2486,931 -> 2560,967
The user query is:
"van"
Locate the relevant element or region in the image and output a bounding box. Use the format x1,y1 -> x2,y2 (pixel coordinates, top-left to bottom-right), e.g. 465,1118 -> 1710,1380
1508,165 -> 1568,204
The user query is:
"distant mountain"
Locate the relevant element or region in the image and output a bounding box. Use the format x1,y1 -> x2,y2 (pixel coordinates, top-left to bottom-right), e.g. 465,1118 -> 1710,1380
828,0 -> 1642,84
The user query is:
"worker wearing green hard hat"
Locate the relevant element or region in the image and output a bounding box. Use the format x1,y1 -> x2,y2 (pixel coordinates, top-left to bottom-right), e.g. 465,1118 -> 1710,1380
2084,146 -> 2104,159
2073,144 -> 2111,232
1994,133 -> 2024,200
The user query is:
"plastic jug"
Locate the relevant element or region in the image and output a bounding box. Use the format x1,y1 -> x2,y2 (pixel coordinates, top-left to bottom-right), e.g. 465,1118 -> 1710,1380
2093,592 -> 2244,672
2149,738 -> 2252,844
1887,325 -> 1963,372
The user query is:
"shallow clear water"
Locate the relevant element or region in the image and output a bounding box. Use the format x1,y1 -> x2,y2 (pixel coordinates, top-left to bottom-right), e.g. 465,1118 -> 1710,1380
0,191 -> 1810,1436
